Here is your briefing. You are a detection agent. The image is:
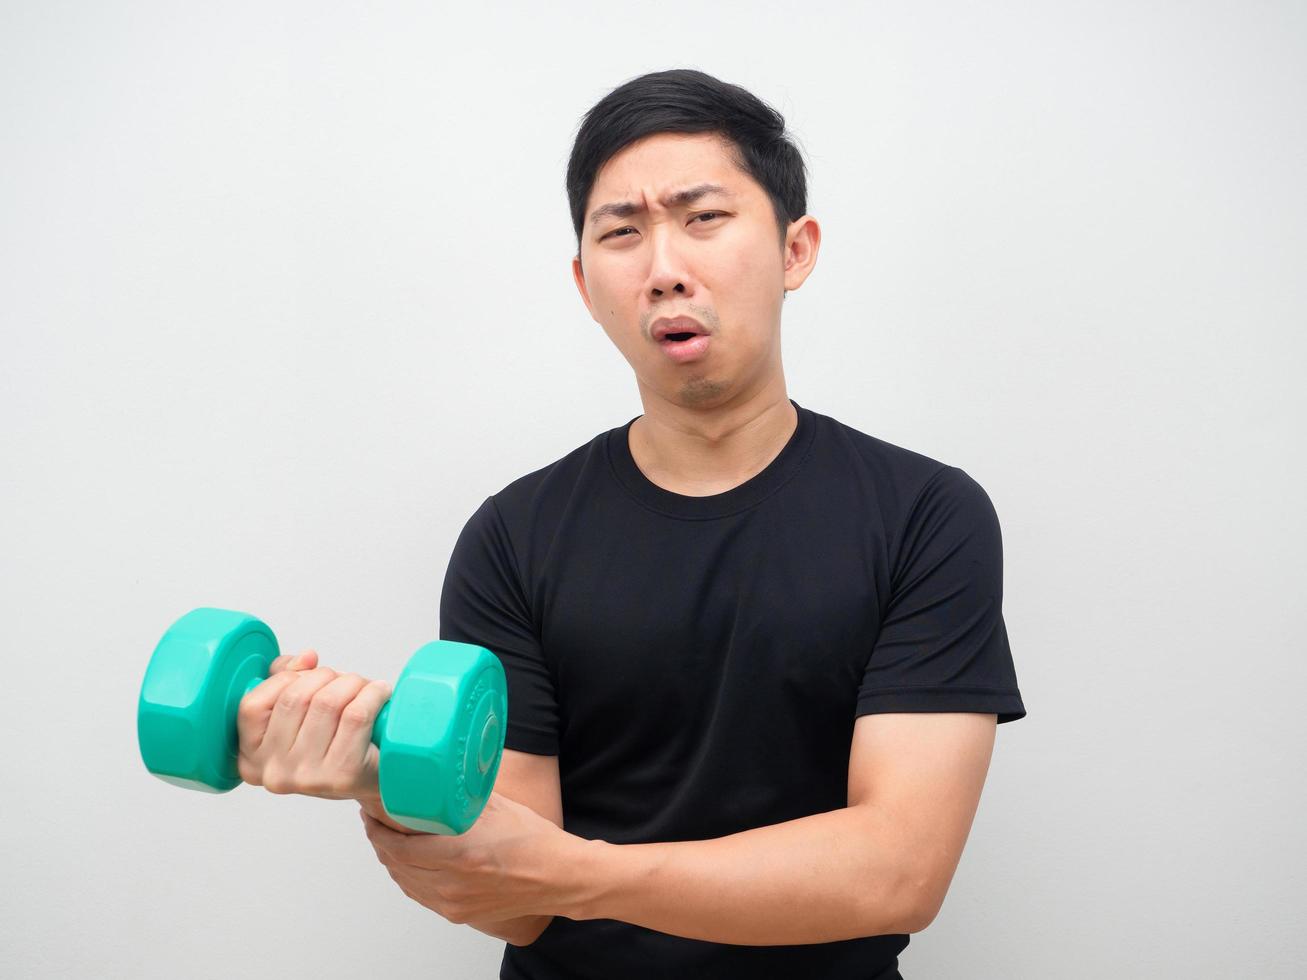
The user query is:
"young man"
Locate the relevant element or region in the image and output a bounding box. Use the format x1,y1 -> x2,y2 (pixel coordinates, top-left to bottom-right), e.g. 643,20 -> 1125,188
434,68 -> 1028,978
239,68 -> 1027,980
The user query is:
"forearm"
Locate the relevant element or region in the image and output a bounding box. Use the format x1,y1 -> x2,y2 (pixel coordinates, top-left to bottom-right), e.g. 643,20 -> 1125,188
356,793 -> 552,946
568,803 -> 918,945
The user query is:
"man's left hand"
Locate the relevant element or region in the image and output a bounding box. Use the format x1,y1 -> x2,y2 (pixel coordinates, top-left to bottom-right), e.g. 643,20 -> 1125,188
359,790 -> 591,924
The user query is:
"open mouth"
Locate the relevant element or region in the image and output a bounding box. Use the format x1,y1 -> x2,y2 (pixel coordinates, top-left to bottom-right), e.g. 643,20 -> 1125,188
661,333 -> 698,342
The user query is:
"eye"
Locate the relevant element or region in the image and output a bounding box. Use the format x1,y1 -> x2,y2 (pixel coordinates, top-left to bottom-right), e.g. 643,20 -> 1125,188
600,212 -> 723,242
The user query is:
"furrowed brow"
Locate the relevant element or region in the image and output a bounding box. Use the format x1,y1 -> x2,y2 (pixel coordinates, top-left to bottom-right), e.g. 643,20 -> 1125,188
588,182 -> 733,227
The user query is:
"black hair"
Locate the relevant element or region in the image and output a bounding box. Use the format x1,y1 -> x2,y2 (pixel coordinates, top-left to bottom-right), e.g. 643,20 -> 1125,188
565,68 -> 808,263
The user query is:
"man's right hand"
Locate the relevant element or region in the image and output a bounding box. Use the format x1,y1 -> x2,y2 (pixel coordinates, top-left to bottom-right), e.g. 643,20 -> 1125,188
235,648 -> 392,804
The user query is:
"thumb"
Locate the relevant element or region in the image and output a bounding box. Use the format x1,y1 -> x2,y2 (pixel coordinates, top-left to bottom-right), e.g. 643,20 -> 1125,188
269,649 -> 319,675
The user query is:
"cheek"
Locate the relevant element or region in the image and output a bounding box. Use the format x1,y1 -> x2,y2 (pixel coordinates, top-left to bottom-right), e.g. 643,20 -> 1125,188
723,252 -> 783,324
582,281 -> 623,330
597,271 -> 641,316
721,237 -> 781,292
584,274 -> 643,346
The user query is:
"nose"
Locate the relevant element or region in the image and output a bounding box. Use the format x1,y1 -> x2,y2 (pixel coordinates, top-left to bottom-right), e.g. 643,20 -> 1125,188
645,224 -> 691,299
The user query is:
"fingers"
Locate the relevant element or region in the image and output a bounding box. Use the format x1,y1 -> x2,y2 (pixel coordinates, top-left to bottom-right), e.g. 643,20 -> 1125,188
236,666 -> 316,760
293,672 -> 373,764
323,679 -> 393,791
235,654 -> 392,801
258,666 -> 341,764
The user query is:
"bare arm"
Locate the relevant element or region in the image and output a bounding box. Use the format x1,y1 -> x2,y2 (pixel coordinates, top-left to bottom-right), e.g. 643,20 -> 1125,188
456,749 -> 563,946
568,802 -> 915,943
359,747 -> 560,945
560,712 -> 997,943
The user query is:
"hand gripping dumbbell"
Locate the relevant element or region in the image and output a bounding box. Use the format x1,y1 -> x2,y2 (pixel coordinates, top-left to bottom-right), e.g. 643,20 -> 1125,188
137,607 -> 507,834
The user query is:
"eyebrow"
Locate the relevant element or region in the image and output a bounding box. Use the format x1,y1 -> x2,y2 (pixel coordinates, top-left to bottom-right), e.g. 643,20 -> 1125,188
588,182 -> 735,227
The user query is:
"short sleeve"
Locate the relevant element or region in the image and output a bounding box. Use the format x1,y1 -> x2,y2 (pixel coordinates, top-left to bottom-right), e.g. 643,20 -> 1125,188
858,466 -> 1027,724
439,495 -> 561,754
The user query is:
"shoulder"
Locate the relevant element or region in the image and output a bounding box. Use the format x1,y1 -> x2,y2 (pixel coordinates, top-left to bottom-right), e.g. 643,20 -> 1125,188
811,405 -> 961,502
446,427 -> 613,589
807,406 -> 1002,544
476,422 -> 620,547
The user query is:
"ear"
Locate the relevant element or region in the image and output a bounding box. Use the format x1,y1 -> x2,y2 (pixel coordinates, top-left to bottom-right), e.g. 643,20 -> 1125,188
571,254 -> 596,319
782,215 -> 821,294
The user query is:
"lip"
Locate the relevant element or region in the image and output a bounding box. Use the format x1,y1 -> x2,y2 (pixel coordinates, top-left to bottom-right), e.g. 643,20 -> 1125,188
651,315 -> 709,342
657,334 -> 711,363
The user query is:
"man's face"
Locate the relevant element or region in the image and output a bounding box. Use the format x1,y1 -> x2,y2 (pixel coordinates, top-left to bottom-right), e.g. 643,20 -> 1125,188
572,131 -> 815,410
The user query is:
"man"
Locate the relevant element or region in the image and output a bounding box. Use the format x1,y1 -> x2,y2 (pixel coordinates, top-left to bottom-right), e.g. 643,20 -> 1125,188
238,68 -> 1026,980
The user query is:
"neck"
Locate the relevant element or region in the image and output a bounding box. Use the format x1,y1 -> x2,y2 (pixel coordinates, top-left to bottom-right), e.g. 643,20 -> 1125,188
627,383 -> 797,497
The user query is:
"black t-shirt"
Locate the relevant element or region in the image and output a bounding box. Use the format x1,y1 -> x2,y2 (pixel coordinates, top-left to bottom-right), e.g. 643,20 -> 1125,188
439,397 -> 1027,980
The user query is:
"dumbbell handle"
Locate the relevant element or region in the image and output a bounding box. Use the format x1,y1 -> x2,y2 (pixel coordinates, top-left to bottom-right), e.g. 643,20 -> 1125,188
236,676 -> 393,749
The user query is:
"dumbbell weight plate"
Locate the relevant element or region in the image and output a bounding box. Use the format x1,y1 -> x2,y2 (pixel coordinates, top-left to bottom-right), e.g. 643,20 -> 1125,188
377,640 -> 507,835
137,607 -> 279,793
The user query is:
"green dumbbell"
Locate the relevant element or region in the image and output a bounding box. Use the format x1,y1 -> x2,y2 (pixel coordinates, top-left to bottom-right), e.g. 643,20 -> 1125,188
137,607 -> 507,835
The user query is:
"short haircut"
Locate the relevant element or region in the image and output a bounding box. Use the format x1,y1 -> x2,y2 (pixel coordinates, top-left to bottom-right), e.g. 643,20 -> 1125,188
566,69 -> 809,260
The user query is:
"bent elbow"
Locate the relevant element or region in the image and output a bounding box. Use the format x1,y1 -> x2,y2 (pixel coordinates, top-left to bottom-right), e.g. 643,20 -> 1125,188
507,914 -> 555,947
904,880 -> 947,934
892,865 -> 946,935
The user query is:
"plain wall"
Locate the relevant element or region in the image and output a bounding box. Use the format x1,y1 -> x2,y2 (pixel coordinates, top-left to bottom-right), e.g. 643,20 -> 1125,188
2,1 -> 1303,976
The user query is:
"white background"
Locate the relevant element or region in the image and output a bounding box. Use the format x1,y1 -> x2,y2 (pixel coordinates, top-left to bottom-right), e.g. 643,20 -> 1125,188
3,1 -> 1304,977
